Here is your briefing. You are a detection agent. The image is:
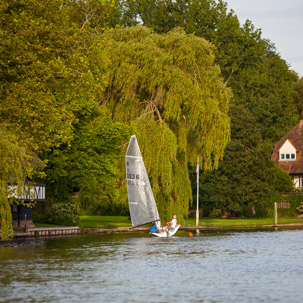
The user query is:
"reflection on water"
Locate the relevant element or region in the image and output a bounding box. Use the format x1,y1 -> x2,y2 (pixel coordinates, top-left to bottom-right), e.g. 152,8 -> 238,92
1,230 -> 303,303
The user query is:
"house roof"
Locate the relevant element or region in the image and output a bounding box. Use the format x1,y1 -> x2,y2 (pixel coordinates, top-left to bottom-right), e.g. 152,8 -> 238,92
271,120 -> 303,174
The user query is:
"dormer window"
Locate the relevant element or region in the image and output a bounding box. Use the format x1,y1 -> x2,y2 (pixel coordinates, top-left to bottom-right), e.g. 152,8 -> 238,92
278,139 -> 297,162
280,153 -> 296,161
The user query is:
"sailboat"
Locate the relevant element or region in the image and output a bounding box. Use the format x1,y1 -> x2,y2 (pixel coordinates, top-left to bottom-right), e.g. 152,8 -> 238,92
125,135 -> 180,237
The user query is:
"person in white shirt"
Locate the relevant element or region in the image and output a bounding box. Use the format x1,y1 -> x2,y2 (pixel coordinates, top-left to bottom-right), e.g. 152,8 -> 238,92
164,215 -> 177,233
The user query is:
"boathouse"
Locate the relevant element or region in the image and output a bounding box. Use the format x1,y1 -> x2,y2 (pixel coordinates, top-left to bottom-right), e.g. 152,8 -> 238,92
9,184 -> 45,228
271,120 -> 303,187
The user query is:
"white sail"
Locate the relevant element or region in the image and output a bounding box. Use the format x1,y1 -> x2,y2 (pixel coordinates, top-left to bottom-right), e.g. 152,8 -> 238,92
125,135 -> 160,227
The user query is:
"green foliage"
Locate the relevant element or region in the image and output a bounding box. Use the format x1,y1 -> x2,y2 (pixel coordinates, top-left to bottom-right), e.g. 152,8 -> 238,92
297,202 -> 303,214
197,105 -> 276,213
2,0 -> 231,227
269,193 -> 303,205
45,108 -> 132,210
117,0 -> 298,141
104,26 -> 231,222
268,194 -> 303,218
2,0 -> 298,228
0,0 -> 119,232
209,209 -> 222,218
273,163 -> 294,193
254,205 -> 272,218
293,77 -> 303,118
34,202 -> 80,226
231,48 -> 298,141
185,217 -> 303,226
0,0 -> 119,155
0,125 -> 39,239
124,0 -> 298,216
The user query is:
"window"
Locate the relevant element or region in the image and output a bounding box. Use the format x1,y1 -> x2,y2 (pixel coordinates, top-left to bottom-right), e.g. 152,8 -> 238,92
279,153 -> 296,161
298,175 -> 303,187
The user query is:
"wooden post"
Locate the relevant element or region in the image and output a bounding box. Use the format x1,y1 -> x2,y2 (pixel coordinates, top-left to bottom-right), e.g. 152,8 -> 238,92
24,214 -> 27,232
196,157 -> 199,227
274,202 -> 278,226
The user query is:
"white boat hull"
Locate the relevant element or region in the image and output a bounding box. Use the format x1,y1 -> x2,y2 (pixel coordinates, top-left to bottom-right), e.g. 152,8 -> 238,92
151,224 -> 181,237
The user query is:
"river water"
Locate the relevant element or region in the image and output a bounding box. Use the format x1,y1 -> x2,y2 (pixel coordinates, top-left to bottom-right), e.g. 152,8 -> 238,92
0,229 -> 303,303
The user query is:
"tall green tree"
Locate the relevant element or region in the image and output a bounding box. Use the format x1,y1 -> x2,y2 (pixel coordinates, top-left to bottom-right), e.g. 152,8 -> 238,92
293,77 -> 303,118
103,26 -> 231,222
116,0 -> 298,213
45,107 -> 131,212
0,0 -> 115,238
197,105 -> 276,213
0,125 -> 36,239
117,0 -> 297,140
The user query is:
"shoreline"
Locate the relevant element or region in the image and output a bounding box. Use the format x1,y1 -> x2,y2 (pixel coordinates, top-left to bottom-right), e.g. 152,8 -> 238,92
83,222 -> 303,234
1,222 -> 303,244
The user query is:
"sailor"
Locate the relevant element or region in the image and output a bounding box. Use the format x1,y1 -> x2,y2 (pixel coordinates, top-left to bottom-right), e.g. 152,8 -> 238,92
150,224 -> 158,233
150,222 -> 163,233
164,215 -> 177,233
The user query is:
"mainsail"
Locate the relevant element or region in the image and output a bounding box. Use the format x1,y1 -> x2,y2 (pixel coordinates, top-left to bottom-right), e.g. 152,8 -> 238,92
125,135 -> 160,227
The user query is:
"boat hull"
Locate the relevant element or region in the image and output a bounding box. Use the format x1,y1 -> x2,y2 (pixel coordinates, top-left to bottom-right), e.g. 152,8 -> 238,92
151,224 -> 181,237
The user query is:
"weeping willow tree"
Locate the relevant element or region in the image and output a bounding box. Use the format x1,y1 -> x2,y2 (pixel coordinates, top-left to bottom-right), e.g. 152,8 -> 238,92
103,26 -> 231,222
0,125 -> 37,239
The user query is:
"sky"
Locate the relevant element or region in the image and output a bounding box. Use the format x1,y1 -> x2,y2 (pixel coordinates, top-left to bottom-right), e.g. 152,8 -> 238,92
226,0 -> 303,78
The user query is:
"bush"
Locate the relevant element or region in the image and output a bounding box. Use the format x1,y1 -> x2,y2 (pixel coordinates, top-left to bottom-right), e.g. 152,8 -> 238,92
296,202 -> 303,214
46,203 -> 79,225
273,163 -> 293,192
201,205 -> 213,217
209,209 -> 222,218
84,201 -> 129,216
268,194 -> 303,218
254,206 -> 271,218
34,202 -> 79,226
241,206 -> 254,218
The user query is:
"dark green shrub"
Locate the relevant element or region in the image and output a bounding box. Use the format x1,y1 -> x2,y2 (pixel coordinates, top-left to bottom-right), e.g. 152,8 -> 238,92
33,202 -> 79,226
46,203 -> 79,225
268,194 -> 303,218
273,163 -> 293,192
254,206 -> 268,218
209,209 -> 222,218
201,205 -> 213,217
241,206 -> 254,218
297,202 -> 303,214
85,201 -> 129,216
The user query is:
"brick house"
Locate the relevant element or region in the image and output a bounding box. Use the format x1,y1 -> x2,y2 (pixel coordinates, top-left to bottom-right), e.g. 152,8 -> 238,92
271,120 -> 303,188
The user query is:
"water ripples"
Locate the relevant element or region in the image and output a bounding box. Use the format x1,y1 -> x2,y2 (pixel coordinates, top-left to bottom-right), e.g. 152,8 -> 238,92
1,229 -> 303,302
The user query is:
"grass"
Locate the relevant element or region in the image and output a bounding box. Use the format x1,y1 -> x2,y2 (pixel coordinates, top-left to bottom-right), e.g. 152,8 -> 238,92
78,215 -> 303,229
185,217 -> 303,227
34,223 -> 66,227
79,215 -> 132,228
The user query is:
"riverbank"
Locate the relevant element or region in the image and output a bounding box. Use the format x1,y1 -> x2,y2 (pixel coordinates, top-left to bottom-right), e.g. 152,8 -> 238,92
2,216 -> 303,241
79,215 -> 303,229
83,221 -> 303,235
